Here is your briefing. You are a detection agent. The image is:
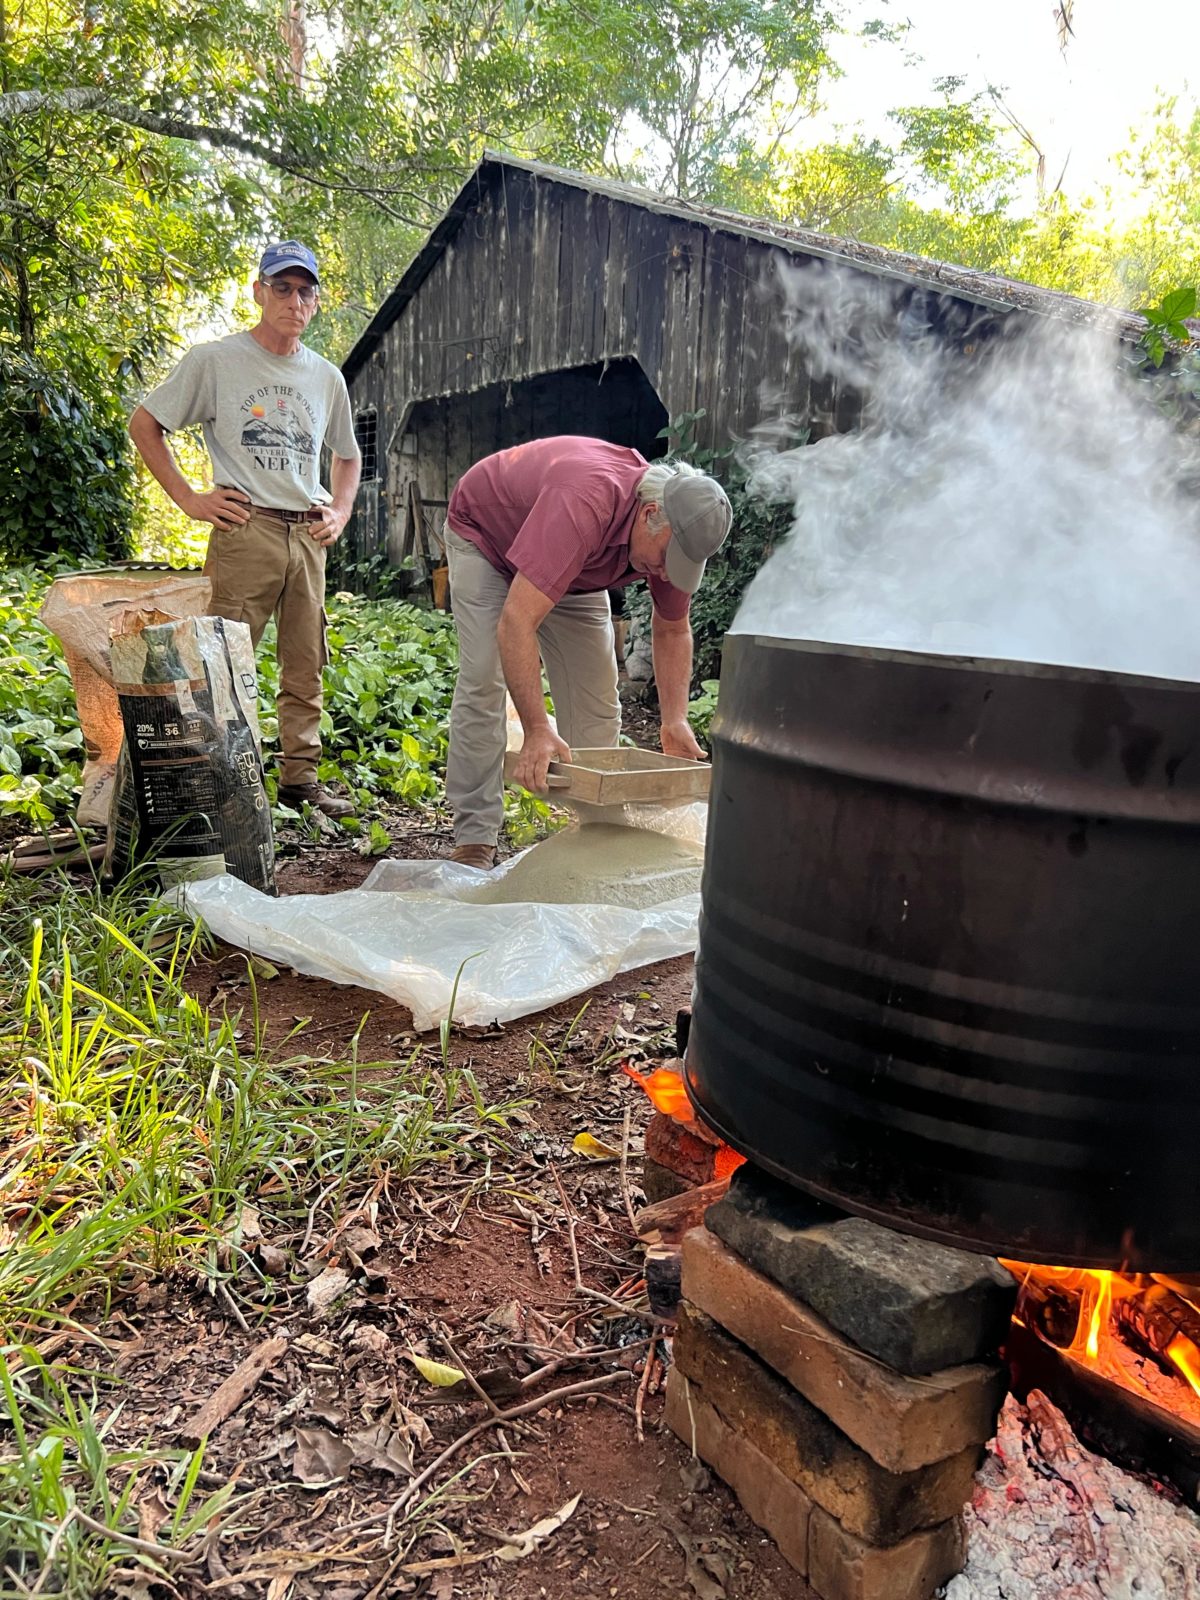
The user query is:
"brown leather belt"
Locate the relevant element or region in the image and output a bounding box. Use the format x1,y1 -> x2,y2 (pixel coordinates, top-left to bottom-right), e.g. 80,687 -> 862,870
248,502 -> 313,524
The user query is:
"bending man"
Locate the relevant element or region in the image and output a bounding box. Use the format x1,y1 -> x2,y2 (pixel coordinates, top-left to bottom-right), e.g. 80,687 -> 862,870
444,435 -> 732,868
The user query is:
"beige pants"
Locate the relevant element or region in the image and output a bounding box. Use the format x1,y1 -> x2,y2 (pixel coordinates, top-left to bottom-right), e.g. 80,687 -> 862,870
204,507 -> 328,788
445,526 -> 620,845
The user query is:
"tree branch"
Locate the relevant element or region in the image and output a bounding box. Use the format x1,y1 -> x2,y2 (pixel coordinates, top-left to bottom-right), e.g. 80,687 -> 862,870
0,88 -> 434,223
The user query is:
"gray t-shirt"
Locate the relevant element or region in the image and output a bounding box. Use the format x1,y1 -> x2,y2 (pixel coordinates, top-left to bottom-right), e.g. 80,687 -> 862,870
143,331 -> 360,512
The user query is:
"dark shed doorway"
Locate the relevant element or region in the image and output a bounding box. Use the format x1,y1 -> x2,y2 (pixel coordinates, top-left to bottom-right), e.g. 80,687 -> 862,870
387,359 -> 669,582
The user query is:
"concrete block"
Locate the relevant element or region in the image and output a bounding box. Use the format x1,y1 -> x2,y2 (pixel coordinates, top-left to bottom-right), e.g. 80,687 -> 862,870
681,1227 -> 1007,1473
674,1303 -> 981,1543
808,1505 -> 966,1600
707,1165 -> 1016,1374
664,1367 -> 812,1578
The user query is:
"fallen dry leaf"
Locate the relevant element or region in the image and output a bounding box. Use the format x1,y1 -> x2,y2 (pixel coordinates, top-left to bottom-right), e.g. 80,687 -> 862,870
135,1485 -> 170,1544
571,1131 -> 621,1160
258,1242 -> 290,1276
408,1353 -> 466,1388
105,1568 -> 159,1600
347,1421 -> 414,1478
396,1400 -> 433,1450
484,1299 -> 525,1338
292,1426 -> 354,1486
495,1492 -> 582,1561
340,1225 -> 382,1258
294,1332 -> 339,1360
668,1522 -> 728,1600
352,1324 -> 391,1357
306,1266 -> 351,1314
423,1365 -> 524,1407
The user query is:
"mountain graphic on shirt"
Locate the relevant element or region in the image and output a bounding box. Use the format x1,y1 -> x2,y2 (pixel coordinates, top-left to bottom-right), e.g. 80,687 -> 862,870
240,407 -> 315,457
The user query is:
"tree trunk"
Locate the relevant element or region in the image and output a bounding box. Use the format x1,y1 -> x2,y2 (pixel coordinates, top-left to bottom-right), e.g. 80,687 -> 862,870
0,0 -> 35,352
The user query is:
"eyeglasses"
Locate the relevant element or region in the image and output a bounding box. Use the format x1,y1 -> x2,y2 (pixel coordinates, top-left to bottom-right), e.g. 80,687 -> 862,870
263,279 -> 318,305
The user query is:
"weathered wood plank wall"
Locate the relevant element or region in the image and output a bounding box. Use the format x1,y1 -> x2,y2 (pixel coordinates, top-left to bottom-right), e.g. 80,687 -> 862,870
344,166 -> 854,565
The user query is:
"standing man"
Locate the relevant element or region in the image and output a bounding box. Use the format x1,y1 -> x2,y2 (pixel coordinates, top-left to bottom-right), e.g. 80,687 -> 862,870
129,241 -> 361,818
444,436 -> 732,868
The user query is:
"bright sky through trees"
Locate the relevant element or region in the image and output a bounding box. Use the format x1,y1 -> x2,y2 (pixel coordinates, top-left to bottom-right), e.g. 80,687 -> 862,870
826,0 -> 1198,206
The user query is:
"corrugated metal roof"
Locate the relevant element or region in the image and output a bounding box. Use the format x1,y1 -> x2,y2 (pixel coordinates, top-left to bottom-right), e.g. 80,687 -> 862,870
341,151 -> 1144,384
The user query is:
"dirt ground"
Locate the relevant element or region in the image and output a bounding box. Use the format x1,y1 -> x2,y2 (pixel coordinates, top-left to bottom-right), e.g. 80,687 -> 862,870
42,800 -> 815,1600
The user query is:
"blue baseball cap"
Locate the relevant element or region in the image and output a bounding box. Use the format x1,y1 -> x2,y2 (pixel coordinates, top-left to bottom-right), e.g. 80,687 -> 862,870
258,240 -> 319,283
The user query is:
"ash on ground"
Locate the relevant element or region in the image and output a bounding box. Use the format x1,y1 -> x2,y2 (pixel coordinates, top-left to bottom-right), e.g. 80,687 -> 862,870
945,1392 -> 1200,1599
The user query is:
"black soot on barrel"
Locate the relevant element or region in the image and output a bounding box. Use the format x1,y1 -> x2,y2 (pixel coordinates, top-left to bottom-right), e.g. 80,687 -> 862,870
684,633 -> 1200,1271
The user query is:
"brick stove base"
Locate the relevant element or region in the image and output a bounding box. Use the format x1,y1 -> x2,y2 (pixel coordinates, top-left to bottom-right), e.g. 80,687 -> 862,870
663,1165 -> 1016,1600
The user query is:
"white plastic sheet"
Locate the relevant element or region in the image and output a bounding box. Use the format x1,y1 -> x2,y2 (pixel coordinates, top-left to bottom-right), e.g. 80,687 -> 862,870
172,804 -> 706,1031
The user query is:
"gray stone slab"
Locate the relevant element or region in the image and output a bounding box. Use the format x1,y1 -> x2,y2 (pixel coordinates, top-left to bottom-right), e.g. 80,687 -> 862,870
705,1165 -> 1016,1375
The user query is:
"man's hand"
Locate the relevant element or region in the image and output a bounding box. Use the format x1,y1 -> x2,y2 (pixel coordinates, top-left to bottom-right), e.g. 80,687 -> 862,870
662,717 -> 706,762
512,724 -> 572,795
185,487 -> 252,531
307,505 -> 348,548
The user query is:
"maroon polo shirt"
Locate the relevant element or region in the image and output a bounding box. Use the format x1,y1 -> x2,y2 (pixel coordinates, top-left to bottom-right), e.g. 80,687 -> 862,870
446,436 -> 691,621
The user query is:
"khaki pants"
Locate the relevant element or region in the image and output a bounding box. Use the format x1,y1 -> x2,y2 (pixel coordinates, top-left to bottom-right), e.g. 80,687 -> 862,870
204,508 -> 328,788
445,526 -> 620,845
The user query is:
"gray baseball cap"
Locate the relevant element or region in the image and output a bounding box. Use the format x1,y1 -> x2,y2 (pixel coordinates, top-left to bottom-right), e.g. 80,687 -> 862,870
662,471 -> 733,594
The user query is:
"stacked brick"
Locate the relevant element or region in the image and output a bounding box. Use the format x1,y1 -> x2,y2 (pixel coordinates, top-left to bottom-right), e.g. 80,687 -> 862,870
664,1167 -> 1017,1600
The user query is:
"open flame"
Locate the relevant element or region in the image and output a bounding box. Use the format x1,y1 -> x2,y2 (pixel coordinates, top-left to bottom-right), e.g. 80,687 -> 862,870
622,1062 -> 746,1181
1002,1260 -> 1200,1414
622,1062 -> 692,1120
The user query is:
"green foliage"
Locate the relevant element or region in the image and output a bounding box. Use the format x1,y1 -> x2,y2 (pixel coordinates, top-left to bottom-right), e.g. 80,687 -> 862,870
1138,285 -> 1197,368
0,0 -> 260,382
0,872 -> 525,1339
503,786 -> 566,848
686,678 -> 720,744
0,1348 -> 237,1599
268,592 -> 458,808
544,0 -> 851,201
0,564 -> 85,823
647,410 -> 798,686
0,354 -> 134,563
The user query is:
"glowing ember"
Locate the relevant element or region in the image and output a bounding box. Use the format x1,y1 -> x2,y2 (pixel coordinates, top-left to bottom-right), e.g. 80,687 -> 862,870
714,1144 -> 746,1181
621,1061 -> 746,1178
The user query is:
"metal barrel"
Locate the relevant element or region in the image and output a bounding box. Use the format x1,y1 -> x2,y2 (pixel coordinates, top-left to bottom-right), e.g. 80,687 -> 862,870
685,633 -> 1200,1270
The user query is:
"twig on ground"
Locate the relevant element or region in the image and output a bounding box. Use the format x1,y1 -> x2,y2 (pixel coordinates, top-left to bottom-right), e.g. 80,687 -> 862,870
495,1427 -> 532,1494
440,1336 -> 503,1417
179,1335 -> 289,1445
635,1332 -> 659,1443
217,1279 -> 251,1335
632,1537 -> 663,1567
619,1105 -> 638,1233
30,1507 -> 78,1595
342,1370 -> 636,1539
551,1164 -> 656,1321
71,1508 -> 193,1566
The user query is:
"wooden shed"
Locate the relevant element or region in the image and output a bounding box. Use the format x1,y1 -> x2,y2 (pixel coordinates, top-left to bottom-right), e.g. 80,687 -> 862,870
340,153 -> 1132,579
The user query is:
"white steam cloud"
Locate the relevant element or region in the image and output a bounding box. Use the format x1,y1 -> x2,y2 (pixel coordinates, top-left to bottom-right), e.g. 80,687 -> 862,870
732,263 -> 1200,682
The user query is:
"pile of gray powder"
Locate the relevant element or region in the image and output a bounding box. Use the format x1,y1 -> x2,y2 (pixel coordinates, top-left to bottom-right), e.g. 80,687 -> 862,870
466,823 -> 703,909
